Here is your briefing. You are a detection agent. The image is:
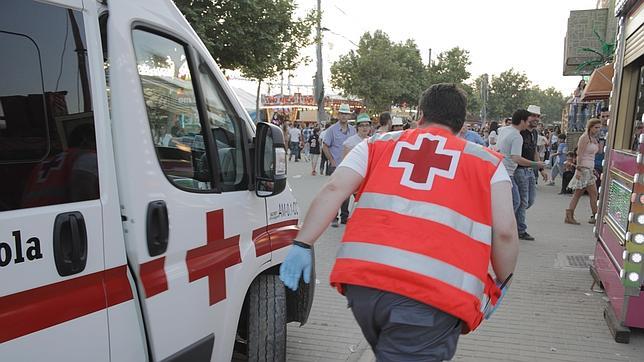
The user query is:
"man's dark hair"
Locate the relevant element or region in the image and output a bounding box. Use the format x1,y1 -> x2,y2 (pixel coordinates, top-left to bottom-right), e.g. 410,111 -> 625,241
418,83 -> 467,132
511,109 -> 531,125
558,133 -> 567,141
379,112 -> 391,127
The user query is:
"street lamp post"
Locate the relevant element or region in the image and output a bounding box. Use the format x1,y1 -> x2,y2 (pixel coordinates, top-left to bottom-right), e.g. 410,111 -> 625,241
314,0 -> 325,126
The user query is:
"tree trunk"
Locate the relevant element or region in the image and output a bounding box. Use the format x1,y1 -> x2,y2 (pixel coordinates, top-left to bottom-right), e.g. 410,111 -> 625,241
256,79 -> 262,123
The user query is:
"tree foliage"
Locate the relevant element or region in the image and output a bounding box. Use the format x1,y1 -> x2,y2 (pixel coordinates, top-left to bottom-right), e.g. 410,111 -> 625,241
429,47 -> 471,85
487,69 -> 532,119
330,30 -> 427,112
175,0 -> 313,74
526,86 -> 567,124
174,0 -> 314,118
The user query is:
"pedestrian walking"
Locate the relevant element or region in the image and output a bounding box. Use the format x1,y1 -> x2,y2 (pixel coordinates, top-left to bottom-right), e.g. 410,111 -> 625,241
377,112 -> 392,133
513,105 -> 548,240
560,151 -> 576,194
547,133 -> 568,186
323,104 -> 356,227
460,123 -> 486,145
565,118 -> 602,224
488,121 -> 499,151
302,124 -> 313,162
309,128 -> 321,175
279,84 -> 519,361
288,123 -> 303,161
497,109 -> 546,235
319,123 -> 332,175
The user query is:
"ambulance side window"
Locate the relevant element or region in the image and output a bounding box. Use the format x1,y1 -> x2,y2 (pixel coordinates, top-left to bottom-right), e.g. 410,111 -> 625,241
0,1 -> 99,212
132,30 -> 214,191
195,58 -> 248,191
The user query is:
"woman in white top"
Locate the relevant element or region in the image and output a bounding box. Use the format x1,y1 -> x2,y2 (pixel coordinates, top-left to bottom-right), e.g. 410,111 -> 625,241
487,121 -> 499,151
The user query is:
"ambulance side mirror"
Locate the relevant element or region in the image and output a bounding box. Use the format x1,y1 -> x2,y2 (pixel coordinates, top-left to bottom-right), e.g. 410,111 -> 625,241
254,122 -> 287,197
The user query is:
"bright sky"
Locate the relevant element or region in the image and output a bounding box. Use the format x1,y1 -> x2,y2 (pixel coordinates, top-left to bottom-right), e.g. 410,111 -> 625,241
230,0 -> 597,99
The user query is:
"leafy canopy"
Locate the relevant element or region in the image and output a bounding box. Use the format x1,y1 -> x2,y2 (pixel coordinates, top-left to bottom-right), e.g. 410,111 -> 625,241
174,0 -> 314,81
330,30 -> 427,112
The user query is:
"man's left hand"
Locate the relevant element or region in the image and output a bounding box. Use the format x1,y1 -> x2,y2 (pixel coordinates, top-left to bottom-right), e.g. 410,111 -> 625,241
485,282 -> 509,320
279,243 -> 312,291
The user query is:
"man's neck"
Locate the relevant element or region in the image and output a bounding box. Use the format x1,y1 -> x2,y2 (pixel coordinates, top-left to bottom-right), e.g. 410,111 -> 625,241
419,122 -> 455,134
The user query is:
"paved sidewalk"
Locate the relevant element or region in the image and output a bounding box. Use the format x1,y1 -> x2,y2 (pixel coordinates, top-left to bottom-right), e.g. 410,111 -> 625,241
285,160 -> 644,361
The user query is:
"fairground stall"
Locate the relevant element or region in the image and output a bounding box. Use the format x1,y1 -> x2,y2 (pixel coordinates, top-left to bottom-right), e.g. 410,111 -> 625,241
592,0 -> 644,343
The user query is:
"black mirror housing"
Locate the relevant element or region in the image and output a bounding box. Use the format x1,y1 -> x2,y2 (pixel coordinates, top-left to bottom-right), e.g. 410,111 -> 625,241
254,122 -> 287,197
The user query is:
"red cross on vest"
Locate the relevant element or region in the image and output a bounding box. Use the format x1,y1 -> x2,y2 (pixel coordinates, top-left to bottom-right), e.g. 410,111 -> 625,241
186,209 -> 241,305
389,133 -> 460,190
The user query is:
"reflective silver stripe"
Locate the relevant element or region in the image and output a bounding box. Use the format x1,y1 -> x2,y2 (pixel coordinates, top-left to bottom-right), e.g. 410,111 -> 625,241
357,192 -> 491,245
463,142 -> 500,166
337,241 -> 485,298
369,130 -> 404,143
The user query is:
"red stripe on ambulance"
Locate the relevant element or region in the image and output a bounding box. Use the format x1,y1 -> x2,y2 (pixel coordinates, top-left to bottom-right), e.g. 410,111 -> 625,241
0,265 -> 132,343
139,257 -> 168,298
252,219 -> 299,257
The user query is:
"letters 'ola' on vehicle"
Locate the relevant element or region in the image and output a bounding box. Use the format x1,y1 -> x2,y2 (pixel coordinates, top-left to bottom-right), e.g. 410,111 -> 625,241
0,0 -> 314,360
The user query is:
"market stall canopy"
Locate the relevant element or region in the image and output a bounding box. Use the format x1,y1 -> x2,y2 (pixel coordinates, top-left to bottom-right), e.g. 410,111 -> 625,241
581,63 -> 614,101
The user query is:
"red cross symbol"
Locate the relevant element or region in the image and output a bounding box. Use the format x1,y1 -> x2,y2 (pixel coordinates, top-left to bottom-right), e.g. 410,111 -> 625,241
186,210 -> 241,305
389,133 -> 459,190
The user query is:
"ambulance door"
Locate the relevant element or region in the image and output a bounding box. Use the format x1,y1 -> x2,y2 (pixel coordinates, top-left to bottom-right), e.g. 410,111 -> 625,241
0,1 -> 114,360
106,2 -> 269,360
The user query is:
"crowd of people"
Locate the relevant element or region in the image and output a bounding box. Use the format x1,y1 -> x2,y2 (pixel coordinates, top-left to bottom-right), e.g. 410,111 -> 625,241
277,82 -> 619,360
281,101 -> 610,236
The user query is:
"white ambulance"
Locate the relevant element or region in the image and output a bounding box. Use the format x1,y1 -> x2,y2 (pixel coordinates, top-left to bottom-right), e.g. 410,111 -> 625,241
0,0 -> 314,360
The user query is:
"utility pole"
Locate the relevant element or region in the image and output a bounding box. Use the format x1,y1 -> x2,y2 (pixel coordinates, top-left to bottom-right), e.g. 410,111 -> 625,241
480,73 -> 489,125
428,48 -> 432,67
314,0 -> 325,126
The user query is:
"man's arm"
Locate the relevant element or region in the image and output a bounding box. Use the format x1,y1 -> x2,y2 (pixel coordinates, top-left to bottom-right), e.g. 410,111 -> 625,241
322,143 -> 335,166
490,181 -> 519,281
295,167 -> 363,245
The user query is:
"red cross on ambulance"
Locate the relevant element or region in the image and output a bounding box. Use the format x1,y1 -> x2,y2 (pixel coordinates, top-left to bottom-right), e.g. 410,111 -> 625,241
389,133 -> 460,190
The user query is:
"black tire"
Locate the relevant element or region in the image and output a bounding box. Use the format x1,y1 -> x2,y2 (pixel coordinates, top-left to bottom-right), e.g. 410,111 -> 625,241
248,275 -> 287,361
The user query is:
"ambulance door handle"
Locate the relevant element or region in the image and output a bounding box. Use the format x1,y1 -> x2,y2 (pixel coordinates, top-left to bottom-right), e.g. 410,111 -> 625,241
53,212 -> 88,276
146,201 -> 169,257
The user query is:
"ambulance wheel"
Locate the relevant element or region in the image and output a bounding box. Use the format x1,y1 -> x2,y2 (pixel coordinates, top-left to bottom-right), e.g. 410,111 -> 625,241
248,274 -> 287,361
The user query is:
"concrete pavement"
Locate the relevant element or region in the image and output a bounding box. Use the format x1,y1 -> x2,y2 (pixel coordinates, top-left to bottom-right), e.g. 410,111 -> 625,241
284,158 -> 644,361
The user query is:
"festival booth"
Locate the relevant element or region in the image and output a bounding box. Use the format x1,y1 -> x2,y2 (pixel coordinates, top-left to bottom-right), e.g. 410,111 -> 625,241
261,93 -> 364,126
592,0 -> 644,343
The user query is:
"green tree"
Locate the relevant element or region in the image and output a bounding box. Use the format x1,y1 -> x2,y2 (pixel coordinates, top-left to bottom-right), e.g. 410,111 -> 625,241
174,0 -> 314,119
526,86 -> 567,125
488,69 -> 532,119
428,47 -> 472,85
331,30 -> 428,112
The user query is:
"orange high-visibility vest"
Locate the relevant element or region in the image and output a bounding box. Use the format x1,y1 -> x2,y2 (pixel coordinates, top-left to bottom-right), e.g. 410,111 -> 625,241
329,126 -> 504,332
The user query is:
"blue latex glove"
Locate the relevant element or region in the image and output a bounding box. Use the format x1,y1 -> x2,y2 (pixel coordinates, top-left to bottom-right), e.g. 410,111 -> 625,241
484,283 -> 508,320
279,244 -> 312,291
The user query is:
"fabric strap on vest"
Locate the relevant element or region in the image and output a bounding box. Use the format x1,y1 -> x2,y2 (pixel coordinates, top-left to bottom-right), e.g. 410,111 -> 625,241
369,130 -> 404,143
357,192 -> 492,245
463,142 -> 500,166
336,241 -> 485,299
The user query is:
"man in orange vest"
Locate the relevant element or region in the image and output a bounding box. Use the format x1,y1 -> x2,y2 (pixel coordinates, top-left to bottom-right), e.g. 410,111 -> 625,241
280,84 -> 519,361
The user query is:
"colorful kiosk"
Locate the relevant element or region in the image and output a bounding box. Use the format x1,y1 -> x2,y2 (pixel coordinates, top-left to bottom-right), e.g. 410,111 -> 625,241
592,0 -> 644,343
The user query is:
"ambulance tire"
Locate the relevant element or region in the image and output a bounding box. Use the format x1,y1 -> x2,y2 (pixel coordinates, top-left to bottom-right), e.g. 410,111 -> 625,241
248,274 -> 287,361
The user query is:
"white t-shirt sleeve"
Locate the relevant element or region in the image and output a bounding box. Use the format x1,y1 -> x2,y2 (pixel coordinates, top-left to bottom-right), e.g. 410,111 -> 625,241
491,162 -> 511,184
338,139 -> 369,177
